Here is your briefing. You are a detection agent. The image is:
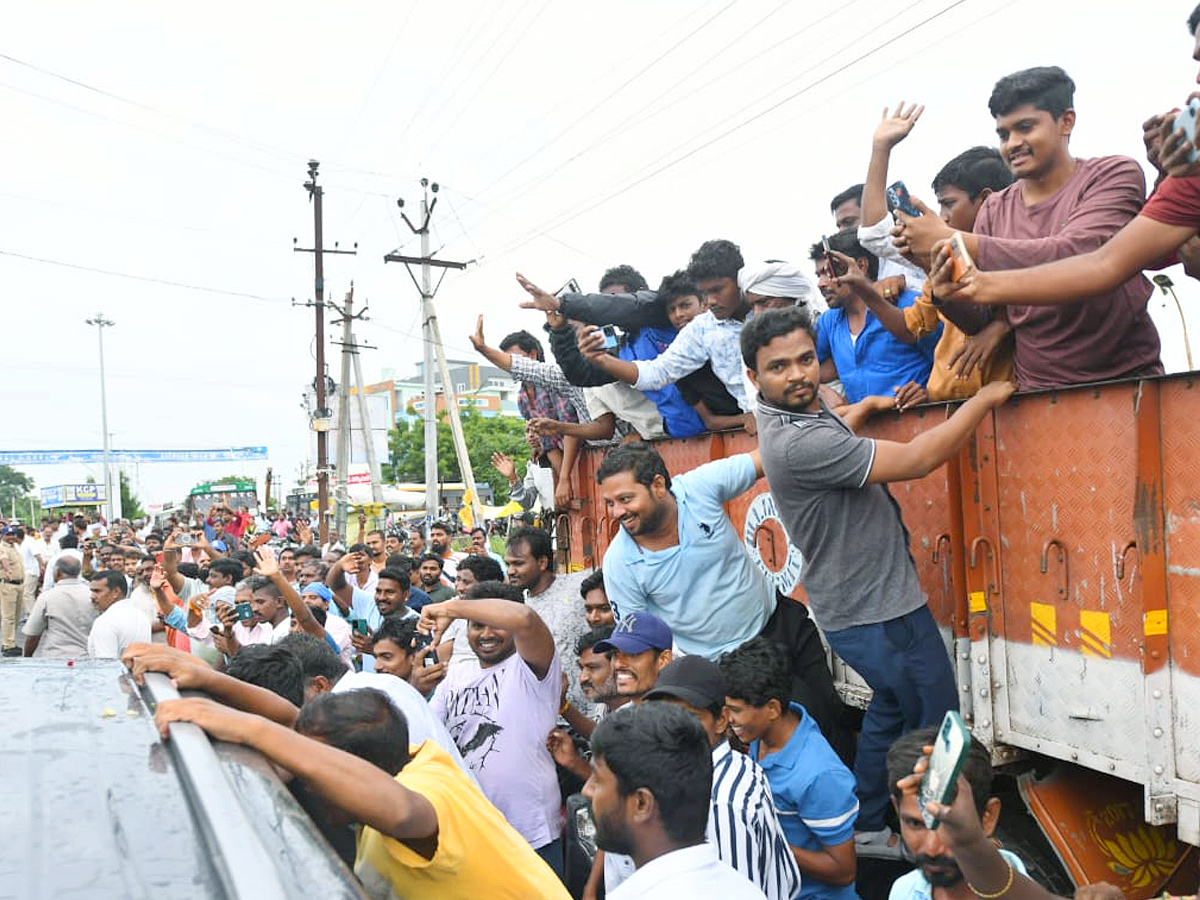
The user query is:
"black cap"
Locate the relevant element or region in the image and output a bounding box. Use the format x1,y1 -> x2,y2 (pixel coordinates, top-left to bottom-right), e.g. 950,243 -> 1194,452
643,655 -> 726,710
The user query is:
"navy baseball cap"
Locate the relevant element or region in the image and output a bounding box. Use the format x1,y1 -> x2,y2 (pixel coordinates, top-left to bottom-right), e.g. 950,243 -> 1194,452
594,612 -> 672,655
644,656 -> 727,710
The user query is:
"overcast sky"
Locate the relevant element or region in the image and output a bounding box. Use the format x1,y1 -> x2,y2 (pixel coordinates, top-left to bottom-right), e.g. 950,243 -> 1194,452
2,0 -> 1196,510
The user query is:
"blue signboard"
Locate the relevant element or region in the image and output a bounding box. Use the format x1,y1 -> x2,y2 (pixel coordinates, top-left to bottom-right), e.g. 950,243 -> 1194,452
1,447 -> 268,465
41,483 -> 107,509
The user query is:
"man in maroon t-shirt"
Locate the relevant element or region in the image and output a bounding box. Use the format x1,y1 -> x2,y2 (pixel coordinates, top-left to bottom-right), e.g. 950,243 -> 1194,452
894,65 -> 1163,389
927,10 -> 1200,307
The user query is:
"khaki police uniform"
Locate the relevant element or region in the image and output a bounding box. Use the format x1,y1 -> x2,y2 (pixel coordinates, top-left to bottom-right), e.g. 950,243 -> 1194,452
0,540 -> 27,651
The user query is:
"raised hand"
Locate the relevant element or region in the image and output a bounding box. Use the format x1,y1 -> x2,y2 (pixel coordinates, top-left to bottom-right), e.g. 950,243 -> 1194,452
515,273 -> 561,313
491,451 -> 517,481
253,546 -> 279,579
873,101 -> 925,151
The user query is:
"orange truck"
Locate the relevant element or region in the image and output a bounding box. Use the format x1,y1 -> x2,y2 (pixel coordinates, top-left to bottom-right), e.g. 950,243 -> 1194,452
561,372 -> 1200,898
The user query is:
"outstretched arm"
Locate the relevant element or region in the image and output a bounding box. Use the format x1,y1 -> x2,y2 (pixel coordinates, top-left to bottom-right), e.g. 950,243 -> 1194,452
861,102 -> 924,229
867,380 -> 1014,483
154,698 -> 439,848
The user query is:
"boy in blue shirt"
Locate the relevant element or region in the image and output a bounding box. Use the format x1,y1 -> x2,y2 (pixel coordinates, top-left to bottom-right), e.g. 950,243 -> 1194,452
721,637 -> 860,900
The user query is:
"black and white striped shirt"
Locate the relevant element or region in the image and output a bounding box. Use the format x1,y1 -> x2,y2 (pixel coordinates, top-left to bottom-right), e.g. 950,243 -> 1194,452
709,741 -> 802,900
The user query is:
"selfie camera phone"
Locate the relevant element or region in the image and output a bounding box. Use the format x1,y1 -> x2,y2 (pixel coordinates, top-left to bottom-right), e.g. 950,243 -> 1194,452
235,601 -> 254,622
351,618 -> 370,636
947,232 -> 975,282
886,180 -> 922,218
176,532 -> 195,546
821,236 -> 844,278
600,325 -> 620,351
1172,97 -> 1200,164
919,710 -> 972,828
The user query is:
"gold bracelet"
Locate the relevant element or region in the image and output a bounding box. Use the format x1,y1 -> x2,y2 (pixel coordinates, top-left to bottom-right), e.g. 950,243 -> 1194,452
559,700 -> 571,716
968,858 -> 1014,899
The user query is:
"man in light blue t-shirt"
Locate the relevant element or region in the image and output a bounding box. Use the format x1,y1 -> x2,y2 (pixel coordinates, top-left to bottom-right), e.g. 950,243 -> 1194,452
885,728 -> 1025,900
598,441 -> 852,764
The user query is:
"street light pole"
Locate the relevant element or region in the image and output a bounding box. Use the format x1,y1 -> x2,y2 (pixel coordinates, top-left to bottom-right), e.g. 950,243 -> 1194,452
85,313 -> 115,522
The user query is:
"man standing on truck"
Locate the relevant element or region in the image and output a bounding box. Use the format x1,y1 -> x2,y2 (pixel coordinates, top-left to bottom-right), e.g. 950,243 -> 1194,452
742,305 -> 1013,857
597,441 -> 854,765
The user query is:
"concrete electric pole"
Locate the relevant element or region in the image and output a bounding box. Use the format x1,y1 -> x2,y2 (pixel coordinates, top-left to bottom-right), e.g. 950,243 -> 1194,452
384,179 -> 482,527
85,313 -> 115,523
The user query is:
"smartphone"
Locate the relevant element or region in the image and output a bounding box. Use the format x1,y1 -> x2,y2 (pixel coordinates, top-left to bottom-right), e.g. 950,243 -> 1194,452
947,232 -> 975,282
175,532 -> 195,547
350,618 -> 370,636
555,278 -> 582,298
919,710 -> 972,828
1172,98 -> 1200,164
235,601 -> 254,621
886,180 -> 922,218
600,325 -> 620,351
821,236 -> 845,277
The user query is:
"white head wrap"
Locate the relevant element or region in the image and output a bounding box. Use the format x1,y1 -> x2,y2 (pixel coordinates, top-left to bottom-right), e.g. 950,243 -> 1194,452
737,261 -> 822,312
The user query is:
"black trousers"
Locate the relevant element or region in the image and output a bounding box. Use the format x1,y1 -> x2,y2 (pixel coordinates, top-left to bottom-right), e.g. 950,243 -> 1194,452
758,593 -> 857,767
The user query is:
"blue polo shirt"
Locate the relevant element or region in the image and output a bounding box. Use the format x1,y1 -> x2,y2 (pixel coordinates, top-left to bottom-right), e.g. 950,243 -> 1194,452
816,290 -> 940,403
601,454 -> 776,658
348,586 -> 417,673
750,703 -> 859,900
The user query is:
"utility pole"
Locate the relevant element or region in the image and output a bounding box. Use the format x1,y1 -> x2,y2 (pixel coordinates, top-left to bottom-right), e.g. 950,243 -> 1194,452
384,179 -> 483,527
349,326 -> 385,504
330,284 -> 386,529
294,160 -> 356,546
334,285 -> 355,540
85,313 -> 115,523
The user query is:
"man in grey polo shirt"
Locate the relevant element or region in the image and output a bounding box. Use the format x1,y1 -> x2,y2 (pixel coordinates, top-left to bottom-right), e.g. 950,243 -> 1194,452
741,305 -> 1013,856
22,555 -> 97,658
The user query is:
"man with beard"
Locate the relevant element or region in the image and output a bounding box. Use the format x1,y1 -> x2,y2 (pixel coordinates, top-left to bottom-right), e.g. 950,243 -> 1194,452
597,442 -> 852,765
428,521 -> 464,581
505,526 -> 590,709
545,624 -> 629,778
743,306 -> 1012,857
423,582 -> 566,877
415,554 -> 455,603
327,559 -> 418,673
885,728 -> 1025,900
583,702 -> 767,898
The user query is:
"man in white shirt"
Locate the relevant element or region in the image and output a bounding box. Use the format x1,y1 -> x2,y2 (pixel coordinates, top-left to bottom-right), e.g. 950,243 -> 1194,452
17,526 -> 45,621
584,702 -> 768,899
87,569 -> 151,658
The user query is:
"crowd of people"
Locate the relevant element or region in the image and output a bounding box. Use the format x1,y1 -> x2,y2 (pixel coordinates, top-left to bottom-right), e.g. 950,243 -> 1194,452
8,17 -> 1200,899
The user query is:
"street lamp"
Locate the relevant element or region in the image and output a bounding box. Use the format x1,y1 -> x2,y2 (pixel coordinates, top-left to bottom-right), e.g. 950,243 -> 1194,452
85,313 -> 115,523
1152,275 -> 1194,371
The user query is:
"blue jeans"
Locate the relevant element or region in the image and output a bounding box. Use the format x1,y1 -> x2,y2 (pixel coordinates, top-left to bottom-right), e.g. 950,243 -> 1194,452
823,604 -> 958,832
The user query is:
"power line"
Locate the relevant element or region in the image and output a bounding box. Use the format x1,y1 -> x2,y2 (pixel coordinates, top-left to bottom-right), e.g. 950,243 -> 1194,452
0,50 -> 304,163
417,0 -> 550,166
470,0 -> 973,264
469,0 -> 744,201
0,248 -> 290,303
476,0 -> 835,217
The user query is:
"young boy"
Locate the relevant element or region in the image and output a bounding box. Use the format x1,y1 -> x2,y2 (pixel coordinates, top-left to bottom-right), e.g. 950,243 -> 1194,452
720,637 -> 860,900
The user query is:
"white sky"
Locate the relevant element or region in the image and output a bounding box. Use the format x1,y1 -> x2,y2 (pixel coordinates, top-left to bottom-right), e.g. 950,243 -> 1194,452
2,0 -> 1196,509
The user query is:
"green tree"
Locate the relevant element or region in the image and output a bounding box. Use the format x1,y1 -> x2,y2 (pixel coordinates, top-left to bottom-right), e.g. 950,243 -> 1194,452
388,409 -> 529,502
119,470 -> 145,520
0,466 -> 36,519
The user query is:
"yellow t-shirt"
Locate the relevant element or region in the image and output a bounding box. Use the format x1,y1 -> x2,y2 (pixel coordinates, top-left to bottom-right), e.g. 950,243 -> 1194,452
354,741 -> 572,900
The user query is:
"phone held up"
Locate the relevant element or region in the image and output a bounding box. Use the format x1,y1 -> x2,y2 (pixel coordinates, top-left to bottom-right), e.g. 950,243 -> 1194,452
600,325 -> 620,351
947,232 -> 975,282
1172,97 -> 1200,165
919,710 -> 972,828
886,180 -> 923,218
821,236 -> 845,278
